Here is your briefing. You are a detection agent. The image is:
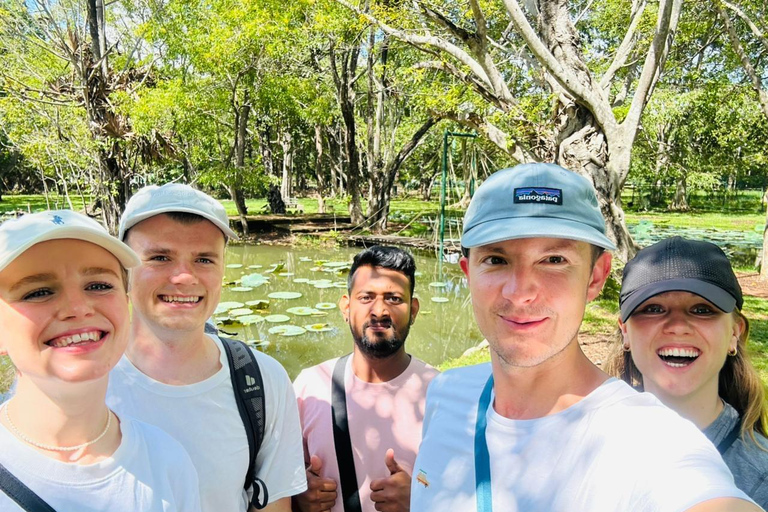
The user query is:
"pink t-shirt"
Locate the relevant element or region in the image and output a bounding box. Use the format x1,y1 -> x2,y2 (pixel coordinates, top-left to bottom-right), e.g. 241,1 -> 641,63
293,355 -> 438,512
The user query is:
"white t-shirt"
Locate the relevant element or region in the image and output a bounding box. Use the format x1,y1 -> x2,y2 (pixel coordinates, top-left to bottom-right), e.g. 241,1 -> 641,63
293,355 -> 438,512
107,335 -> 307,512
0,414 -> 201,511
411,363 -> 754,512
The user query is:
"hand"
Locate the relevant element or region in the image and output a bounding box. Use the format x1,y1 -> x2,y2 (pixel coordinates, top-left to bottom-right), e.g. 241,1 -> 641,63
292,455 -> 338,512
369,449 -> 411,512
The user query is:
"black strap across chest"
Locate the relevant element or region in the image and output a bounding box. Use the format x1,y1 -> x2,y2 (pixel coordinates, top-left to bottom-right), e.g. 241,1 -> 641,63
0,462 -> 56,512
332,354 -> 362,512
716,418 -> 742,455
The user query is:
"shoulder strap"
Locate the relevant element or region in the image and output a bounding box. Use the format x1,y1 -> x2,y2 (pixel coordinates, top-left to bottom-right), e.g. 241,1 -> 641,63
716,418 -> 742,455
332,354 -> 362,512
220,337 -> 269,510
0,462 -> 57,512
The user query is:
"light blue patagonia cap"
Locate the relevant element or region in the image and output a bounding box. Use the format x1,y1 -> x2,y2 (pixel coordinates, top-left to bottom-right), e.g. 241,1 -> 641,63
461,163 -> 616,250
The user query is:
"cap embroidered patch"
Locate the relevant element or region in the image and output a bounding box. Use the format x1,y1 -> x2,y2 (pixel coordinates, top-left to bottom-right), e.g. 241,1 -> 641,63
514,187 -> 563,205
51,214 -> 65,225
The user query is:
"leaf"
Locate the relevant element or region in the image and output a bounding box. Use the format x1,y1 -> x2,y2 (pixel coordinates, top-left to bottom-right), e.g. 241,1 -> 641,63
268,325 -> 307,336
245,299 -> 270,310
306,323 -> 332,332
229,308 -> 254,316
429,282 -> 448,288
226,263 -> 244,269
241,273 -> 270,288
231,286 -> 254,292
286,306 -> 321,316
239,315 -> 265,325
430,297 -> 449,303
265,314 -> 291,323
214,301 -> 245,315
268,291 -> 303,299
315,302 -> 336,310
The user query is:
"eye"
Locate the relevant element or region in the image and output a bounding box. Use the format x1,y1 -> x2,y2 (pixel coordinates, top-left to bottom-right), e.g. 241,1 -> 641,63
691,304 -> 715,315
86,282 -> 114,292
545,256 -> 566,264
149,255 -> 169,262
637,304 -> 665,315
481,255 -> 506,265
22,288 -> 53,301
197,258 -> 214,264
387,296 -> 404,304
357,294 -> 373,303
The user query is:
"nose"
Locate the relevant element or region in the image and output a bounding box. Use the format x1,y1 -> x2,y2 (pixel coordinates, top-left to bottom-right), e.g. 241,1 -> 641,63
370,297 -> 390,319
59,288 -> 95,320
500,265 -> 537,306
661,309 -> 693,336
169,261 -> 198,286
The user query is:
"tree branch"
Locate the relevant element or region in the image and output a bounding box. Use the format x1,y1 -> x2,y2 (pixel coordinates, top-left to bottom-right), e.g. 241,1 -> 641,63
599,0 -> 648,90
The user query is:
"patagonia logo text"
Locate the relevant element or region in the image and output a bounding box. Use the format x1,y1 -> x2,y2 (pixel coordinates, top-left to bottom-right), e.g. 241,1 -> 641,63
514,187 -> 562,205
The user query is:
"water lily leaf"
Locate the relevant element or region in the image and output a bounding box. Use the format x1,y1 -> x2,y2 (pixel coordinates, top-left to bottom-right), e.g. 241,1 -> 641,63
278,272 -> 294,277
306,323 -> 332,332
429,282 -> 448,288
247,265 -> 263,269
286,307 -> 321,316
322,261 -> 351,268
265,314 -> 291,323
239,315 -> 265,325
332,281 -> 347,288
414,271 -> 424,277
226,264 -> 244,269
231,286 -> 254,292
214,301 -> 245,315
293,278 -> 310,284
309,266 -> 322,272
430,297 -> 449,303
268,325 -> 306,336
241,273 -> 270,288
245,299 -> 270,310
268,291 -> 303,300
299,257 -> 312,262
314,283 -> 333,289
229,308 -> 253,316
247,339 -> 270,347
264,262 -> 286,274
315,303 -> 336,310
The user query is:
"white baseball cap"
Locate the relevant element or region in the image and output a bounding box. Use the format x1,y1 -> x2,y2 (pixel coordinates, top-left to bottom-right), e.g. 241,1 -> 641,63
0,210 -> 140,273
118,183 -> 239,241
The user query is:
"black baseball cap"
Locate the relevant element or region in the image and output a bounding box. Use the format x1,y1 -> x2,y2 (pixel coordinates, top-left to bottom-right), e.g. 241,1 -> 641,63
619,237 -> 743,322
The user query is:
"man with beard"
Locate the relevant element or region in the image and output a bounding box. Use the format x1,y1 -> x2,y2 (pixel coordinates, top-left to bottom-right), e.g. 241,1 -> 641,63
292,246 -> 438,512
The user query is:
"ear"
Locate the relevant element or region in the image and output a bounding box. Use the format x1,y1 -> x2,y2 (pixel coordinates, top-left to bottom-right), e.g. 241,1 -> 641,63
409,297 -> 420,324
731,314 -> 746,353
339,295 -> 350,322
586,251 -> 612,302
459,256 -> 470,280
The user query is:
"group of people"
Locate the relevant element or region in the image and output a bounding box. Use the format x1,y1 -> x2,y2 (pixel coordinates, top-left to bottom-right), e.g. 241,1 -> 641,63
0,162 -> 765,512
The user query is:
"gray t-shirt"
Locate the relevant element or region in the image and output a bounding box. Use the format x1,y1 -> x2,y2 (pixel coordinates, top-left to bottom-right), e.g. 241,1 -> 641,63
703,402 -> 768,508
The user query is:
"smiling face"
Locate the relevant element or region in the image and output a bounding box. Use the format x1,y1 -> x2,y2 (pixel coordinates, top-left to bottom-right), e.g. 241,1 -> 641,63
340,265 -> 419,359
620,291 -> 744,403
125,214 -> 225,335
460,238 -> 611,369
0,239 -> 129,385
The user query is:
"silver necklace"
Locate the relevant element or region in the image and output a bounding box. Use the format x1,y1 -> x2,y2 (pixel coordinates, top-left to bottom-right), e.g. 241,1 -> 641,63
2,401 -> 112,452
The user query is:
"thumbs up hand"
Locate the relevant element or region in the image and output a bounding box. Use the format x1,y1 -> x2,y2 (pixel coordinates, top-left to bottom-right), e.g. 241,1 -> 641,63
292,455 -> 338,512
369,449 -> 411,512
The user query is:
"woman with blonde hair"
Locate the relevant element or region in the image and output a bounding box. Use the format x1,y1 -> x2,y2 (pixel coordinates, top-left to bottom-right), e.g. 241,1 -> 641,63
610,236 -> 768,506
0,210 -> 201,511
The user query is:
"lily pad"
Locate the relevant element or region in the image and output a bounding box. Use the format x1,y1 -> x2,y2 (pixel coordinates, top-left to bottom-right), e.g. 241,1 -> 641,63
226,263 -> 244,269
293,278 -> 310,284
247,265 -> 263,269
268,325 -> 307,336
264,263 -> 286,274
430,297 -> 450,303
247,339 -> 270,347
322,261 -> 351,268
245,299 -> 270,310
268,291 -> 303,300
214,301 -> 245,315
278,272 -> 294,277
241,273 -> 270,288
229,308 -> 254,316
231,286 -> 254,292
299,257 -> 312,262
333,281 -> 347,288
315,302 -> 336,310
239,315 -> 265,325
306,323 -> 333,332
314,283 -> 333,289
265,314 -> 291,323
286,306 -> 321,316
429,282 -> 448,288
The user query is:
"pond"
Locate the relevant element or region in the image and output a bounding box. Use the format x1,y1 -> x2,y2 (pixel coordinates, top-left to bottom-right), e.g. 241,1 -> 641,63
217,244 -> 482,379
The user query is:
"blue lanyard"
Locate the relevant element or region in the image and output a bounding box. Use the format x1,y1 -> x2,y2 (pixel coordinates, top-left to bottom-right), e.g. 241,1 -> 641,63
475,375 -> 494,512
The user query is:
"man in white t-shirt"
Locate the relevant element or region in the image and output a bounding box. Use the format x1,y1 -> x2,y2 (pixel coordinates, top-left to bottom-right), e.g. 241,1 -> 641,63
106,183 -> 306,512
411,163 -> 762,512
293,246 -> 438,512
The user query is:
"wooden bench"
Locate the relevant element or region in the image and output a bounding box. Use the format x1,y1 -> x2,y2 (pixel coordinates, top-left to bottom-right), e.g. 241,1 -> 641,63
284,197 -> 304,213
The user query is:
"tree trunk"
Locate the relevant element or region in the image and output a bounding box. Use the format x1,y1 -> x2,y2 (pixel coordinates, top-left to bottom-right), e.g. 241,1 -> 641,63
257,124 -> 276,177
314,125 -> 327,214
231,96 -> 250,236
280,130 -> 293,202
670,175 -> 688,211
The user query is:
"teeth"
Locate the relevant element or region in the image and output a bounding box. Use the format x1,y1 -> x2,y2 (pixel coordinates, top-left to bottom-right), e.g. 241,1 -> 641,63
161,296 -> 200,303
658,347 -> 700,358
49,331 -> 103,348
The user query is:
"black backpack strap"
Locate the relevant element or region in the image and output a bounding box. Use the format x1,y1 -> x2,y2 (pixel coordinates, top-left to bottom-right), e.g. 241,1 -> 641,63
332,354 -> 362,512
0,462 -> 57,512
716,418 -> 742,455
220,337 -> 269,510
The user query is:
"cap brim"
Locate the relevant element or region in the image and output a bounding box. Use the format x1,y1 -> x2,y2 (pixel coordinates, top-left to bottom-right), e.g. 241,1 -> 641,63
461,217 -> 617,251
119,207 -> 239,240
0,226 -> 140,272
620,278 -> 738,322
